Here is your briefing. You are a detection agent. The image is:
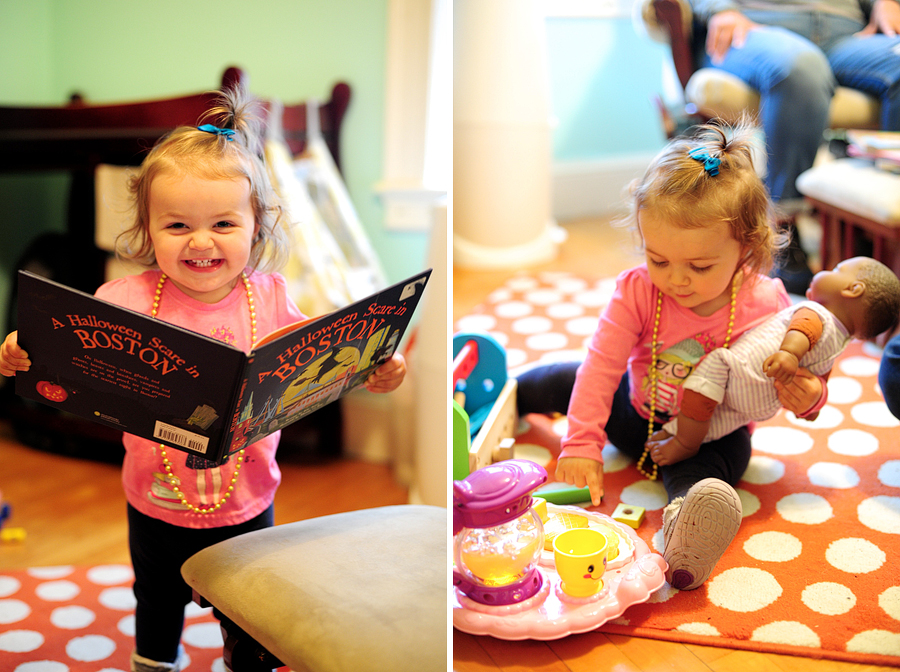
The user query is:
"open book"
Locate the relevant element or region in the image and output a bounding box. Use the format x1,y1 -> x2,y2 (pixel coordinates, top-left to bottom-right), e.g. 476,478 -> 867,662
15,269 -> 431,464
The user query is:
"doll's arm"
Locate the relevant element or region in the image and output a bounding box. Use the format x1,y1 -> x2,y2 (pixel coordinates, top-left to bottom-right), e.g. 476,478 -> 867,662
763,307 -> 824,384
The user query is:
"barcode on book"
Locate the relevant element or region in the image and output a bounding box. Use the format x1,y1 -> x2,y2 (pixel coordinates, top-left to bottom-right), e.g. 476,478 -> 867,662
153,421 -> 209,454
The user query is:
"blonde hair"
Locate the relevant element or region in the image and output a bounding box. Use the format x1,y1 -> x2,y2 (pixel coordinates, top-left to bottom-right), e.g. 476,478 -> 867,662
622,118 -> 784,281
117,86 -> 291,273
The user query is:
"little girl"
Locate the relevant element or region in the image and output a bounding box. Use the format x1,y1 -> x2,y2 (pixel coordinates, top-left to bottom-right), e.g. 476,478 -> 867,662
0,87 -> 405,671
533,121 -> 824,591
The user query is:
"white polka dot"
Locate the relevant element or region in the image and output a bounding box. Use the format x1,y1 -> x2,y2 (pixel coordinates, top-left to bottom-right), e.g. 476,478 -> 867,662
551,416 -> 568,436
65,634 -> 116,662
524,289 -> 563,306
827,429 -> 878,456
878,586 -> 900,620
35,581 -> 79,602
185,602 -> 213,619
117,614 -> 135,637
807,462 -> 859,489
675,622 -> 720,636
553,277 -> 588,293
488,331 -> 509,348
847,630 -> 900,656
826,537 -> 886,573
27,567 -> 73,580
98,587 -> 136,611
852,402 -> 900,427
707,567 -> 782,612
737,488 -> 761,517
506,276 -> 539,291
0,599 -> 31,624
212,659 -> 227,672
546,303 -> 583,319
511,316 -> 552,334
0,630 -> 44,652
486,287 -> 512,303
454,314 -> 496,332
505,348 -> 527,368
858,496 -> 900,534
14,662 -> 69,672
619,479 -> 668,511
601,444 -> 632,473
0,576 -> 21,598
572,290 -> 609,307
801,582 -> 856,615
878,461 -> 900,487
750,426 -> 814,455
646,583 -> 678,603
786,405 -> 843,429
496,301 -> 533,319
513,443 -> 553,467
751,621 -> 820,648
536,350 -> 586,364
743,531 -> 801,562
51,605 -> 96,629
525,333 -> 569,351
741,456 -> 785,485
86,565 -> 132,586
839,355 -> 881,377
825,376 -> 862,404
564,317 -> 599,336
182,622 -> 224,649
776,493 -> 833,524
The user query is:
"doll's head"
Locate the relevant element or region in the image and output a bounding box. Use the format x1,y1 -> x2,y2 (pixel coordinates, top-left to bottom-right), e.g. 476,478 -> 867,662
117,86 -> 290,273
808,257 -> 900,339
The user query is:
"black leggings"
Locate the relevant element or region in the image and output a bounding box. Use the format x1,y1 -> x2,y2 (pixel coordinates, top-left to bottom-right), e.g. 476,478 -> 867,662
127,503 -> 274,663
517,363 -> 751,501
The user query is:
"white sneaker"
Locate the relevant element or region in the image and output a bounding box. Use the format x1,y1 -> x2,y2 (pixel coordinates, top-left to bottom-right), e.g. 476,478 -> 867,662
662,478 -> 741,590
131,646 -> 189,672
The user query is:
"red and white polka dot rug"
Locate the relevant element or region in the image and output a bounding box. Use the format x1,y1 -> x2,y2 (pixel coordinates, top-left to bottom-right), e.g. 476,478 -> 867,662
455,270 -> 900,667
0,564 -> 228,672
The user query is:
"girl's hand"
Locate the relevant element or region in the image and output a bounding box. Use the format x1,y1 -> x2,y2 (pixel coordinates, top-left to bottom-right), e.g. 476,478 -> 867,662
555,456 -> 604,506
364,353 -> 406,393
0,331 -> 30,377
774,367 -> 822,416
858,0 -> 900,36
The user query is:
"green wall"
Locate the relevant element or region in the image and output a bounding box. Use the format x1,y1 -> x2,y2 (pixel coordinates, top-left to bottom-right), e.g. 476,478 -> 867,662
0,0 -> 429,335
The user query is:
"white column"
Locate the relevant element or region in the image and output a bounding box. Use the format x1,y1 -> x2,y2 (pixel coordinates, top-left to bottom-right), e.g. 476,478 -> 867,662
453,0 -> 562,268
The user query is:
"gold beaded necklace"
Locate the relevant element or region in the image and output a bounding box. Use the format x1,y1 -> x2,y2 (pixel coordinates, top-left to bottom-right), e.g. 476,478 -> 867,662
151,271 -> 256,514
636,274 -> 739,480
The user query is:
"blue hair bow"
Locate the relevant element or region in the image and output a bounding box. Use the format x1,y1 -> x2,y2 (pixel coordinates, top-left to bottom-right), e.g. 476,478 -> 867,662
689,148 -> 721,176
197,124 -> 236,140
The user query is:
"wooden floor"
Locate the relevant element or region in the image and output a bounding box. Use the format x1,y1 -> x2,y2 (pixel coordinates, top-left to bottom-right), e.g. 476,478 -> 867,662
0,421 -> 409,572
452,217 -> 891,672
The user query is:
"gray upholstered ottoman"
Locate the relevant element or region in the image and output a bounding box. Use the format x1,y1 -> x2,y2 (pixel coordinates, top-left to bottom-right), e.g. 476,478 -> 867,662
796,158 -> 900,275
181,505 -> 447,672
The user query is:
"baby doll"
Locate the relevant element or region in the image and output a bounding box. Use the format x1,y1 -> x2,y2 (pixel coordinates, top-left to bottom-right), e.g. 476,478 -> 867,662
647,256 -> 900,465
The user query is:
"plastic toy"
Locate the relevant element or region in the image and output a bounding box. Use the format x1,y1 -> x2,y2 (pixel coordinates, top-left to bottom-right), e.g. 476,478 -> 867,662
454,489 -> 667,639
0,488 -> 26,543
612,503 -> 646,529
453,460 -> 548,605
452,332 -> 518,477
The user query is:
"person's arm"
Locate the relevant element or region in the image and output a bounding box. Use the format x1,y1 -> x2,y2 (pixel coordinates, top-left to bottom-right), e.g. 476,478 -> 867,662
764,306 -> 823,384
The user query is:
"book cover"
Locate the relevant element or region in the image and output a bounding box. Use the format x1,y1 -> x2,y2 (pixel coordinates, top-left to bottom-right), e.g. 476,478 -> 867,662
15,269 -> 431,463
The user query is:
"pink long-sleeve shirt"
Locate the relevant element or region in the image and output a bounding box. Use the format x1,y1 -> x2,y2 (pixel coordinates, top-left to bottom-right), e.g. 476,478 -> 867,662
95,269 -> 305,529
560,265 -> 791,463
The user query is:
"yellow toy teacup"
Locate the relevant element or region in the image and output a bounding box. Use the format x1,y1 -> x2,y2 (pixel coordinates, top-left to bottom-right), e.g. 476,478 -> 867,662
553,528 -> 608,597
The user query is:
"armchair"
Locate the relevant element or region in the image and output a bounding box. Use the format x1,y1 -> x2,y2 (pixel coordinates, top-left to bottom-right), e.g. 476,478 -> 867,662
637,0 -> 881,130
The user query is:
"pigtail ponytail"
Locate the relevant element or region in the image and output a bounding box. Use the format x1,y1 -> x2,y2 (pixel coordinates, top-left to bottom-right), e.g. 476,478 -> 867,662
201,85 -> 265,158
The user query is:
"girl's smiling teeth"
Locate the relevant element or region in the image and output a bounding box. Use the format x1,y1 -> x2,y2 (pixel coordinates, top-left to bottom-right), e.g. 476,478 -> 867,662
185,259 -> 222,268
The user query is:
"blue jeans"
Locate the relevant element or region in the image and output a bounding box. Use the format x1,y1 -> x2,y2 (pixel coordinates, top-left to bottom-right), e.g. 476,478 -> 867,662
697,12 -> 900,202
879,333 -> 900,419
517,364 -> 752,501
128,504 -> 274,664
